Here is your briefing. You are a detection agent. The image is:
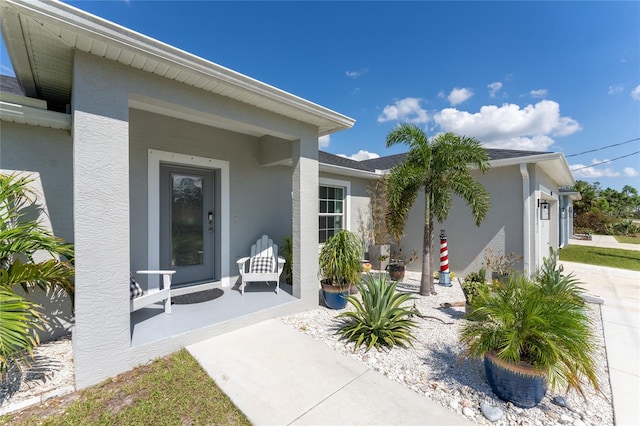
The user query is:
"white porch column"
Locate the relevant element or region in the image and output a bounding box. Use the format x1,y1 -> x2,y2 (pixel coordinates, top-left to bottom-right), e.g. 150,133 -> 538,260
291,133 -> 319,304
72,53 -> 131,389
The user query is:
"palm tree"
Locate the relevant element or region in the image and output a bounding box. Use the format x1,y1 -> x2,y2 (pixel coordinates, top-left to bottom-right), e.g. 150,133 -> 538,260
0,173 -> 74,376
385,124 -> 490,296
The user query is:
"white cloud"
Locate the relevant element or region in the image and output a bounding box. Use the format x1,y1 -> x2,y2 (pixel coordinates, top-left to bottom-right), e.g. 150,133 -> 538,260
488,82 -> 502,98
530,89 -> 548,98
319,135 -> 330,149
338,150 -> 381,161
433,100 -> 581,151
608,85 -> 624,95
631,85 -> 640,101
570,159 -> 621,178
448,87 -> 473,106
377,97 -> 429,123
624,167 -> 639,177
346,68 -> 367,79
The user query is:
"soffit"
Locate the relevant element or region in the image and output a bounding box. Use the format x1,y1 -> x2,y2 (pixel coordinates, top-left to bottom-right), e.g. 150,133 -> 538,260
0,0 -> 354,135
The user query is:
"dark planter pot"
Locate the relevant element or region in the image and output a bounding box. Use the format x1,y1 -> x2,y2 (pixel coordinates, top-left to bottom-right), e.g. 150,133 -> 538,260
388,263 -> 405,281
321,283 -> 350,309
484,352 -> 547,408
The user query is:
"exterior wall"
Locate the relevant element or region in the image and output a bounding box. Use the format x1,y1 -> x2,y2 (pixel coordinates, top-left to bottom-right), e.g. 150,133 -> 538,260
0,121 -> 74,342
71,51 -> 322,389
319,171 -> 372,248
0,121 -> 73,242
399,165 -> 525,278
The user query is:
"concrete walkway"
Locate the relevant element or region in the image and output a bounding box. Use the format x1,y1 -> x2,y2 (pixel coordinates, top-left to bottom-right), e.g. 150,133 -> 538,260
560,236 -> 640,426
187,319 -> 468,426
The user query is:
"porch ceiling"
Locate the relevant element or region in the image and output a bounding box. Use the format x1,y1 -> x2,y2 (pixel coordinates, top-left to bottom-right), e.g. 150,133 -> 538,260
0,0 -> 355,135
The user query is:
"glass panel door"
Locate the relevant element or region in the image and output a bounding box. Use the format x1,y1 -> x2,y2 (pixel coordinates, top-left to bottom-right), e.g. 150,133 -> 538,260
160,165 -> 214,286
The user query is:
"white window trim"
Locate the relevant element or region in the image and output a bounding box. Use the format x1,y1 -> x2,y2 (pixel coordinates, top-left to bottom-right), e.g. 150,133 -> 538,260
147,149 -> 230,287
319,177 -> 351,242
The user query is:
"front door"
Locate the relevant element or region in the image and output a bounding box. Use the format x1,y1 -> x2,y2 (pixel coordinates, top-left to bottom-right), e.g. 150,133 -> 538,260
160,165 -> 215,286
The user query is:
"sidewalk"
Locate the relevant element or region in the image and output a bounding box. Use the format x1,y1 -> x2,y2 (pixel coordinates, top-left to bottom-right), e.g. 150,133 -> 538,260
561,236 -> 640,426
187,319 -> 469,426
569,234 -> 640,251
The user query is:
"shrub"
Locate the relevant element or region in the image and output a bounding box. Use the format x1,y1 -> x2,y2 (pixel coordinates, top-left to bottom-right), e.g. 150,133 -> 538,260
574,211 -> 611,234
605,219 -> 640,237
336,274 -> 417,351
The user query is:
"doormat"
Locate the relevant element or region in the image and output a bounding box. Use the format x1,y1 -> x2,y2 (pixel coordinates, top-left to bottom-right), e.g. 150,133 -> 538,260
172,288 -> 224,304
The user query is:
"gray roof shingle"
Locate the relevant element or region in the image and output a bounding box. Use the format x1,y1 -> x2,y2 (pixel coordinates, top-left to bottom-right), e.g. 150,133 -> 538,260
0,75 -> 25,96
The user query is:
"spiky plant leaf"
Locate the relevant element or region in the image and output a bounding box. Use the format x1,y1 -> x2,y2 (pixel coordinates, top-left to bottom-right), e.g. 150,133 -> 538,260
336,274 -> 417,351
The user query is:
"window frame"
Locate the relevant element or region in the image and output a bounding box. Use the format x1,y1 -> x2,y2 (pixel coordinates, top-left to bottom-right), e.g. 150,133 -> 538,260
319,177 -> 351,244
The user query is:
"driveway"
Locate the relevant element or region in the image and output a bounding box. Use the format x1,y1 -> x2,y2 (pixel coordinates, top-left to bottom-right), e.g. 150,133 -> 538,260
561,236 -> 640,425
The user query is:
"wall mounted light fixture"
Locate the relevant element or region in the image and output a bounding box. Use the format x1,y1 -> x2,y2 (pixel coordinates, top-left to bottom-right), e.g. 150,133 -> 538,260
539,200 -> 550,220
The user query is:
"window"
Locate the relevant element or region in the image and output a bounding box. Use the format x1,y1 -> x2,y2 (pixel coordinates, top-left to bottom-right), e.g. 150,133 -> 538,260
319,185 -> 344,243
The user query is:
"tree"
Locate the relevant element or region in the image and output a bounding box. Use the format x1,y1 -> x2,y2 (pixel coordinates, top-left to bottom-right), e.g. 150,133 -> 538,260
572,180 -> 600,216
0,173 -> 74,377
385,124 -> 490,296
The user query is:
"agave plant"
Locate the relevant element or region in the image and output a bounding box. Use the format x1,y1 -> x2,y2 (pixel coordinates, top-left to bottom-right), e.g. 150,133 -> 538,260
0,173 -> 75,377
336,273 -> 417,351
459,269 -> 599,396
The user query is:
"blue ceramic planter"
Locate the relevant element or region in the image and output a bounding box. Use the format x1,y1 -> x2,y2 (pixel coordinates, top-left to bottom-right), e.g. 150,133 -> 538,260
484,352 -> 547,408
321,284 -> 349,309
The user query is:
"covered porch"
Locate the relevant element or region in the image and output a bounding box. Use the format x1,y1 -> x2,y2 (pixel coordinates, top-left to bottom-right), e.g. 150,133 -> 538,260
131,282 -> 299,347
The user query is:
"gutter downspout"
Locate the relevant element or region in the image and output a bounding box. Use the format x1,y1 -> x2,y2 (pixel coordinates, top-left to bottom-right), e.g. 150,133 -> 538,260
520,163 -> 531,276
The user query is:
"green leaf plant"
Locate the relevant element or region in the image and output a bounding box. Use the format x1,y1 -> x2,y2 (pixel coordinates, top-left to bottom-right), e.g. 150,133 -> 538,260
0,173 -> 75,377
459,250 -> 599,396
336,273 -> 417,352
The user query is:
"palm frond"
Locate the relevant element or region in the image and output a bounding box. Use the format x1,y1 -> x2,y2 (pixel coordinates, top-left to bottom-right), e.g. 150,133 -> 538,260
0,288 -> 44,378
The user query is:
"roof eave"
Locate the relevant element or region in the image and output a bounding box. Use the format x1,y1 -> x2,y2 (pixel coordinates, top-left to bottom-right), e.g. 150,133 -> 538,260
2,0 -> 355,135
319,163 -> 381,179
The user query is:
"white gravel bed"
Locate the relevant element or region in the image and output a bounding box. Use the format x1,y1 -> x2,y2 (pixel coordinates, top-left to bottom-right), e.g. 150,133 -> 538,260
0,334 -> 75,415
278,272 -> 613,426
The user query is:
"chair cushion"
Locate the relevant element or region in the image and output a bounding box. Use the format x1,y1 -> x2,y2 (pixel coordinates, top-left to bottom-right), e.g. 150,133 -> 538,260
250,256 -> 274,274
130,274 -> 144,300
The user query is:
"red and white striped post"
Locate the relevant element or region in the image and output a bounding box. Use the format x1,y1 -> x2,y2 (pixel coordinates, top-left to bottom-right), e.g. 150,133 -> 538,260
438,229 -> 451,286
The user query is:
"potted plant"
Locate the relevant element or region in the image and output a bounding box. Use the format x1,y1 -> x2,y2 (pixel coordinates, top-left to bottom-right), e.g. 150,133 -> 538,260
367,178 -> 391,271
387,244 -> 418,281
483,248 -> 522,283
459,250 -> 599,408
319,230 -> 364,309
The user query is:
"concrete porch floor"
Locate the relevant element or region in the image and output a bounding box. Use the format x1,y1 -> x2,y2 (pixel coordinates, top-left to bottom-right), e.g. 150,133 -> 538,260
130,281 -> 297,347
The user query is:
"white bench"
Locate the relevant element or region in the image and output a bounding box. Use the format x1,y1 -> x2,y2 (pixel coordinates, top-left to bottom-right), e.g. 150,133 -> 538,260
130,270 -> 175,314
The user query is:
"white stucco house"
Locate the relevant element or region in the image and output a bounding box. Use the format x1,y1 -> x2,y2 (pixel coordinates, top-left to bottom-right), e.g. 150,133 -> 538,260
1,0 -> 579,390
0,0 -> 355,389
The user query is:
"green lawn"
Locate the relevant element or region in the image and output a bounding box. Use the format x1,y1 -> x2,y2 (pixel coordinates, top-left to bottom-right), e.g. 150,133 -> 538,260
560,245 -> 640,271
0,349 -> 250,426
615,235 -> 640,244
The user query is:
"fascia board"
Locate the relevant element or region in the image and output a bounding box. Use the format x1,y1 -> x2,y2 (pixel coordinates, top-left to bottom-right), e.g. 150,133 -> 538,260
319,163 -> 381,180
3,0 -> 355,134
0,100 -> 71,129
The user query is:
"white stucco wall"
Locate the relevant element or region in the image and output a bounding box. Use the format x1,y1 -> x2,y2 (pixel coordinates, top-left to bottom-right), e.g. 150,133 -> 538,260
71,51 -> 324,389
399,165 -> 525,278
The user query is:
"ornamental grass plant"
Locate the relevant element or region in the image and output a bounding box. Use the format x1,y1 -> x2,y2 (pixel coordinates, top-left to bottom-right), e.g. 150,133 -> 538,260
336,273 -> 417,351
459,250 -> 600,396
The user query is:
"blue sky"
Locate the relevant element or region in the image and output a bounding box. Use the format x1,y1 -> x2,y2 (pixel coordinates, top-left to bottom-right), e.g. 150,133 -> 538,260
1,1 -> 639,191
